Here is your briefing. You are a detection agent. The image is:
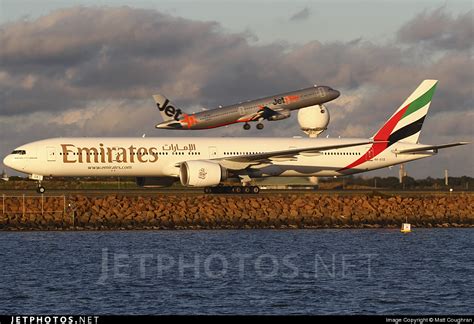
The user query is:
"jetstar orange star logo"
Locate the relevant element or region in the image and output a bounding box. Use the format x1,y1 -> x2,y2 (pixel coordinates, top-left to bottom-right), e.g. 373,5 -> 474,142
182,114 -> 198,128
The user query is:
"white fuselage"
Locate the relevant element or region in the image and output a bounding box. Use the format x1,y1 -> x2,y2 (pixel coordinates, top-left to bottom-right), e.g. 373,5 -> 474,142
3,137 -> 433,179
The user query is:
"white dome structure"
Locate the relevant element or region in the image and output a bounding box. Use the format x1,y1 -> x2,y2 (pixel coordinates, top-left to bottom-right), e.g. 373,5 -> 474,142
297,104 -> 330,138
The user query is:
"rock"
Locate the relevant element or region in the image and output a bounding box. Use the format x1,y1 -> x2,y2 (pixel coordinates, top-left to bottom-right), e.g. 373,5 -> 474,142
0,193 -> 472,230
146,211 -> 155,219
250,200 -> 260,209
289,210 -> 298,218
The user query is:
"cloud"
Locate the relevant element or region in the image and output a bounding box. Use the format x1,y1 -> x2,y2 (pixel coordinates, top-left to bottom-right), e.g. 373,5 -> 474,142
397,7 -> 474,51
289,7 -> 311,22
0,6 -> 473,177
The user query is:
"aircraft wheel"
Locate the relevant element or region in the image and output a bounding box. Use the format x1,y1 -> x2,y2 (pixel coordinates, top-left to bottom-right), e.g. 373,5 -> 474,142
204,187 -> 212,194
243,186 -> 251,194
251,186 -> 260,194
37,186 -> 46,194
234,186 -> 242,194
256,123 -> 264,130
243,123 -> 251,130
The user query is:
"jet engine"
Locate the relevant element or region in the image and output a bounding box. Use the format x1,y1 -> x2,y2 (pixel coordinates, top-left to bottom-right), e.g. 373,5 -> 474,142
179,161 -> 227,187
268,109 -> 291,121
136,177 -> 177,188
297,104 -> 330,137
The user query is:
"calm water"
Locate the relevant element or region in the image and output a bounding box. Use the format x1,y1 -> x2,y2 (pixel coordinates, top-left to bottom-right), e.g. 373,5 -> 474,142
0,229 -> 472,315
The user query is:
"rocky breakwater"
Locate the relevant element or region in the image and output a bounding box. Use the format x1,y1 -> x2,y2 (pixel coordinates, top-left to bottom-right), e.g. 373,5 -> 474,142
0,193 -> 473,230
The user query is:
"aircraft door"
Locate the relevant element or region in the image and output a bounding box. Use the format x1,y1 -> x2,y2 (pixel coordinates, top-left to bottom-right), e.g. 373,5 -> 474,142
367,147 -> 374,161
238,106 -> 245,116
47,147 -> 56,162
209,146 -> 218,159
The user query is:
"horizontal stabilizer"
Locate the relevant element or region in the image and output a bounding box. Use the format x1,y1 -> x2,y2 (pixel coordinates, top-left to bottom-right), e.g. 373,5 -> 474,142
393,142 -> 469,154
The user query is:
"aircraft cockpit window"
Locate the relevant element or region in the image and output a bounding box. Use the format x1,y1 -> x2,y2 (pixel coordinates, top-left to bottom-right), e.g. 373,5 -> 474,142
11,150 -> 26,155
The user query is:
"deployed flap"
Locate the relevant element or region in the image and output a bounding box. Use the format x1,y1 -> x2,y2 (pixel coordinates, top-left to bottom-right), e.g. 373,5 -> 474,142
214,140 -> 373,170
393,142 -> 469,154
236,106 -> 287,122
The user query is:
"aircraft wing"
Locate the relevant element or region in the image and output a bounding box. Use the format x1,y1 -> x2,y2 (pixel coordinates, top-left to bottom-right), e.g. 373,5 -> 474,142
236,109 -> 265,122
393,142 -> 469,154
236,106 -> 288,122
214,140 -> 373,170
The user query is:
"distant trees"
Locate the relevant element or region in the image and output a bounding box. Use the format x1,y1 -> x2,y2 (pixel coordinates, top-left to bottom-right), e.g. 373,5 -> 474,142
323,175 -> 473,190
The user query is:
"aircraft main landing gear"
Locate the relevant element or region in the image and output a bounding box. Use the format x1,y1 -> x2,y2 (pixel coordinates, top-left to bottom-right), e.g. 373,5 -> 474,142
256,123 -> 264,130
203,186 -> 260,194
243,123 -> 251,130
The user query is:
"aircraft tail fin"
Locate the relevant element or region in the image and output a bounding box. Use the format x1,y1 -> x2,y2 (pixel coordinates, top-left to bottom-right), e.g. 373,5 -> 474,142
373,80 -> 438,145
153,94 -> 184,121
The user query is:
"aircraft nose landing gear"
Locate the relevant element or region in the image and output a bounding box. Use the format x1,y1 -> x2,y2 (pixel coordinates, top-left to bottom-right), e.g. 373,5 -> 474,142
29,174 -> 45,194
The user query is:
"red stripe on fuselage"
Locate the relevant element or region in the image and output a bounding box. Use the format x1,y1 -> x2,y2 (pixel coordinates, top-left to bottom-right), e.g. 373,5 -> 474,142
339,104 -> 409,172
339,142 -> 388,172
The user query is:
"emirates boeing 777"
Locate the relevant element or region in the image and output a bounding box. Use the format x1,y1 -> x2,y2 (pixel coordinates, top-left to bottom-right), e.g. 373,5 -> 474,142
3,80 -> 468,193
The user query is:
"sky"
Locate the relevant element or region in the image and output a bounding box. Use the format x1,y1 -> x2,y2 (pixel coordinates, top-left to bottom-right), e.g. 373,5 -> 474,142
0,0 -> 473,178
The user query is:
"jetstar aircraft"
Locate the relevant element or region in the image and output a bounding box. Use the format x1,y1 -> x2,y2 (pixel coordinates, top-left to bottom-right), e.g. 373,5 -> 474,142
3,80 -> 468,194
154,85 -> 340,130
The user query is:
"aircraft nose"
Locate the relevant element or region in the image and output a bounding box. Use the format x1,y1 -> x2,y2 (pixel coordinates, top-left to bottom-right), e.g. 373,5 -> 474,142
3,155 -> 13,169
332,89 -> 341,99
